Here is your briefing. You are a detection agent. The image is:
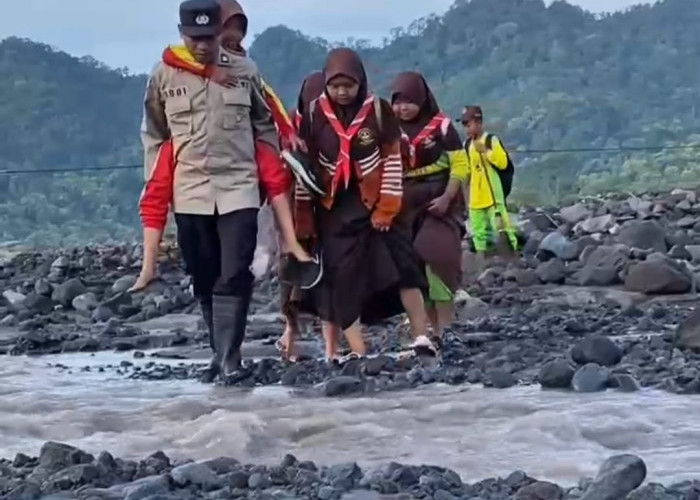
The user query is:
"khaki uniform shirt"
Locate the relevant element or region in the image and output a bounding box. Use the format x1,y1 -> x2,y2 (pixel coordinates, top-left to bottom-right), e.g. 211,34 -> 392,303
140,50 -> 278,215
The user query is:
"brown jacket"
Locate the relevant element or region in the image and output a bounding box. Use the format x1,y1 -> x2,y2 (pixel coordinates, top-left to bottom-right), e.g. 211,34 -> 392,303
141,50 -> 279,216
294,97 -> 402,239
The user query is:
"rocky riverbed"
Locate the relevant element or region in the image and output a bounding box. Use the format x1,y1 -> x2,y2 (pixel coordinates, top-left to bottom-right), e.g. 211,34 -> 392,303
0,441 -> 696,500
4,189 -> 700,398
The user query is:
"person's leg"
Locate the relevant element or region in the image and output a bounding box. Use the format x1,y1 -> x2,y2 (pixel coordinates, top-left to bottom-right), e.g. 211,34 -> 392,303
425,265 -> 454,341
129,227 -> 162,292
470,207 -> 489,271
174,213 -> 221,382
399,288 -> 429,340
269,193 -> 312,263
212,208 -> 259,377
322,320 -> 339,360
495,202 -> 519,251
342,319 -> 366,357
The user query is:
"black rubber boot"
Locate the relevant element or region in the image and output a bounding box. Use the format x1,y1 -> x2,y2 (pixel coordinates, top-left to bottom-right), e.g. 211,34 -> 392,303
199,300 -> 219,384
212,294 -> 251,378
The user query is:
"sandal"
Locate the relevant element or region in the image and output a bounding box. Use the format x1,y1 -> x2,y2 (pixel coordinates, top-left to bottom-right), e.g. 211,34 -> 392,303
411,335 -> 438,358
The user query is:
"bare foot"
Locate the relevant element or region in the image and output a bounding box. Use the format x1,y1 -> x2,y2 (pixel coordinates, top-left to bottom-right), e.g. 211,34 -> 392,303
128,269 -> 156,293
276,325 -> 298,361
285,241 -> 313,262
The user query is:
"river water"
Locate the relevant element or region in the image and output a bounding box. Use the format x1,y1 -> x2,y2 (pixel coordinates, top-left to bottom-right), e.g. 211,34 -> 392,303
2,352 -> 700,487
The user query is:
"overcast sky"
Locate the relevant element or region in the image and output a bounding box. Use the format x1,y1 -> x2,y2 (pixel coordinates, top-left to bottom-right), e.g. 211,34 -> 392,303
1,0 -> 646,74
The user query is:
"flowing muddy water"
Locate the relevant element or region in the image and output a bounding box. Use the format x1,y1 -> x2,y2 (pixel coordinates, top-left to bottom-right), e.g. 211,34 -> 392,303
2,352 -> 700,487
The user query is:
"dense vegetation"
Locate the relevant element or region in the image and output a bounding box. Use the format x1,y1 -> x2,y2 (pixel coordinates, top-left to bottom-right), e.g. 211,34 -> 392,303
1,0 -> 700,245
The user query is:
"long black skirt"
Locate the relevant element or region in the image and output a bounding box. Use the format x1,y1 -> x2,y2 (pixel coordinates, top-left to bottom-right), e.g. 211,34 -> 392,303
300,184 -> 426,330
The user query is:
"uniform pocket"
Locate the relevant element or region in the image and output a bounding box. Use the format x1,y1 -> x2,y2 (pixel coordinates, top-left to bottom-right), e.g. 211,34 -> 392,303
221,89 -> 251,130
165,97 -> 192,136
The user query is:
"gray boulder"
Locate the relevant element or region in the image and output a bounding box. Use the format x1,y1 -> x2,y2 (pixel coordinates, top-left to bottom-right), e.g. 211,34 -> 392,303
571,336 -> 622,367
538,360 -> 575,389
536,260 -> 566,284
624,260 -> 692,294
617,220 -> 667,252
559,203 -> 591,225
580,455 -> 646,500
572,364 -> 609,393
539,232 -> 579,260
52,278 -> 87,308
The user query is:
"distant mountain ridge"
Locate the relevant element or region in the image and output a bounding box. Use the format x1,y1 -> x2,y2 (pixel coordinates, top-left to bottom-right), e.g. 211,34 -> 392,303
1,0 -> 699,244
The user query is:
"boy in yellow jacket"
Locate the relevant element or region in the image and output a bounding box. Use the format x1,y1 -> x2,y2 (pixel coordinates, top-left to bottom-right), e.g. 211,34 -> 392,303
462,106 -> 518,256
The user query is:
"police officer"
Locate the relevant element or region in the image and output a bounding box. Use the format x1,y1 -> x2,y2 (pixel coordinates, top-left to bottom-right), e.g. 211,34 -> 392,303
140,0 -> 280,382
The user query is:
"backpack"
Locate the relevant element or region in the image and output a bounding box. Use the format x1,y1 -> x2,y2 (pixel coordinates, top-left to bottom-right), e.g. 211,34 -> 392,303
465,133 -> 515,199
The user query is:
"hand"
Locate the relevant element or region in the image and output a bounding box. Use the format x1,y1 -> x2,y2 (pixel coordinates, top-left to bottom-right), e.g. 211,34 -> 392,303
285,133 -> 307,153
473,141 -> 487,153
428,195 -> 450,218
209,67 -> 236,88
371,214 -> 391,232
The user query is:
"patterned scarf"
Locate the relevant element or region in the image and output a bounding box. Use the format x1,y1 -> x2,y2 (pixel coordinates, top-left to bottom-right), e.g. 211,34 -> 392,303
317,93 -> 376,193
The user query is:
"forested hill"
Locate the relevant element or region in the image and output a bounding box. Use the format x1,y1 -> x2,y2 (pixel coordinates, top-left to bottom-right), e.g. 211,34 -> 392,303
1,0 -> 700,245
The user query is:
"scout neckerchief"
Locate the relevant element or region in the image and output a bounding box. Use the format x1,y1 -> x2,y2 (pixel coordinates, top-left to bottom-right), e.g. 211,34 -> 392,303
161,45 -> 294,145
317,93 -> 375,193
406,112 -> 448,169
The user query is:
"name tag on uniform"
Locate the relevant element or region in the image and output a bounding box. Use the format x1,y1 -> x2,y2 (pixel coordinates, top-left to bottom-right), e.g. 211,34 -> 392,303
164,86 -> 188,98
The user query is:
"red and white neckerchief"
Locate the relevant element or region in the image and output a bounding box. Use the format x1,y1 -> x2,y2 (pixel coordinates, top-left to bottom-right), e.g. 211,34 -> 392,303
406,112 -> 448,169
317,93 -> 375,193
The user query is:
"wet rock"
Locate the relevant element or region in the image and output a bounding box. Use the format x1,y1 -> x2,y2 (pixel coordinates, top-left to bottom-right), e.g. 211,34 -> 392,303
170,462 -> 221,490
503,268 -> 539,287
51,279 -> 86,308
580,454 -> 647,500
515,481 -> 564,500
101,292 -> 132,314
617,220 -> 667,253
2,290 -> 26,309
536,260 -> 566,284
454,291 -> 489,320
226,470 -> 250,489
625,260 -> 692,294
43,464 -> 101,492
560,203 -> 591,225
577,214 -> 615,234
122,476 -> 170,500
538,360 -> 575,389
72,293 -> 98,313
577,265 -> 619,287
5,481 -> 42,500
486,369 -> 517,388
686,245 -> 700,263
112,276 -> 137,294
327,462 -> 363,489
673,310 -> 700,350
539,232 -> 579,261
610,374 -> 641,392
23,292 -> 54,315
571,336 -> 622,367
36,442 -> 94,476
669,245 -> 693,261
324,377 -> 363,397
34,278 -> 53,297
572,363 -> 609,393
248,471 -> 271,489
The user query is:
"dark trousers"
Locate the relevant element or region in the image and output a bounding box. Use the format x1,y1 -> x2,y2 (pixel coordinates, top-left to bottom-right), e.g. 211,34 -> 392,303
175,208 -> 259,304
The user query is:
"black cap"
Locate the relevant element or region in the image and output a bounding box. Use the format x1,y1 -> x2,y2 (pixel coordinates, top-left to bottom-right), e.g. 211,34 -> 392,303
179,0 -> 221,38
